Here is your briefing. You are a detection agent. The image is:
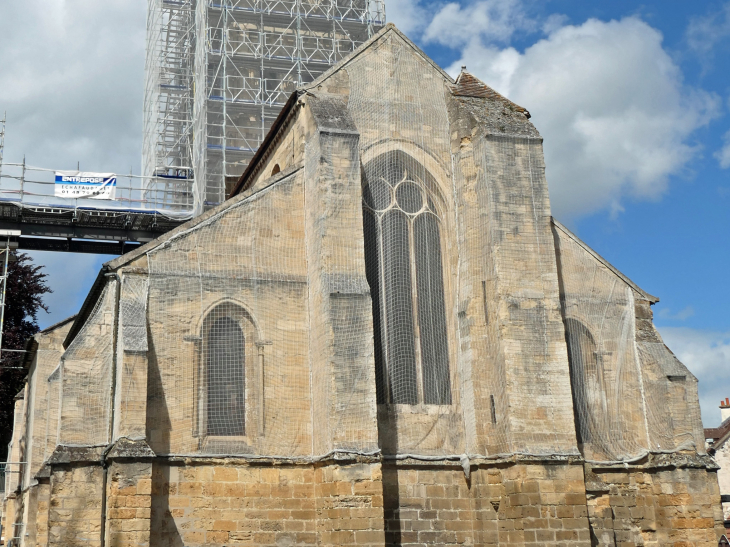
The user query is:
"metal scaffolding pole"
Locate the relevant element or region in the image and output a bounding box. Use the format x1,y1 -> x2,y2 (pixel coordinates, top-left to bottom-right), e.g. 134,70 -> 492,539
145,0 -> 385,215
0,229 -> 20,362
0,113 -> 6,185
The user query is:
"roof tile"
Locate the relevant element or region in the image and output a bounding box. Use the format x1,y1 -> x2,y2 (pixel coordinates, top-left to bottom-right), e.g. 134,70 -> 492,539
451,71 -> 531,118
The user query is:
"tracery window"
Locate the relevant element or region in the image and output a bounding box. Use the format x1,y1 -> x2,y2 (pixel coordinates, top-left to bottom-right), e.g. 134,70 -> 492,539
205,314 -> 245,436
362,152 -> 451,406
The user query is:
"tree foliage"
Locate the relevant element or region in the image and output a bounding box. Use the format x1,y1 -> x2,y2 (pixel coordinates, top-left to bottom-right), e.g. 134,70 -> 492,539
0,253 -> 50,462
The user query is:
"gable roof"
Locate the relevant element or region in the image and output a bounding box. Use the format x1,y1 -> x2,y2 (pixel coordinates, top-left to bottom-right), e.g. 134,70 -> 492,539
552,218 -> 659,303
228,24 -> 455,199
67,23 -> 537,347
451,71 -> 531,118
301,23 -> 455,93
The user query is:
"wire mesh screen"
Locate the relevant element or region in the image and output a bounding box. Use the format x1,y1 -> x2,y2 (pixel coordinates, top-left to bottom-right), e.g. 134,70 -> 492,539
43,366 -> 62,462
301,127 -> 380,456
638,338 -> 705,454
558,235 -> 650,461
145,171 -> 314,457
58,282 -> 116,447
206,315 -> 246,437
450,141 -> 509,457
362,153 -> 451,406
113,275 -> 150,441
24,344 -> 68,485
345,32 -> 464,456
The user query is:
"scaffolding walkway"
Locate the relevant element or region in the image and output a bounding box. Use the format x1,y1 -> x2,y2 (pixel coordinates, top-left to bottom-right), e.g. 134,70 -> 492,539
0,158 -> 194,255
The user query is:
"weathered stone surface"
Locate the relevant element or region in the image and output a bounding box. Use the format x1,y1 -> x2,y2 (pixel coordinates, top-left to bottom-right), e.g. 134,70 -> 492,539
3,24 -> 723,547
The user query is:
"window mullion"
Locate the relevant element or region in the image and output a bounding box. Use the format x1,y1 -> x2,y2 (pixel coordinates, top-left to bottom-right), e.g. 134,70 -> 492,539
408,212 -> 424,405
376,213 -> 392,404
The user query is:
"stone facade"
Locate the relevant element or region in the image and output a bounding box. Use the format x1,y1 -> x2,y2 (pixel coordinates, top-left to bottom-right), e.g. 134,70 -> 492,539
2,24 -> 725,546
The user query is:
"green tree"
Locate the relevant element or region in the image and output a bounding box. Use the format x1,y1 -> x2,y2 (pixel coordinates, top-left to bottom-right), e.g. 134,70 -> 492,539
0,252 -> 50,462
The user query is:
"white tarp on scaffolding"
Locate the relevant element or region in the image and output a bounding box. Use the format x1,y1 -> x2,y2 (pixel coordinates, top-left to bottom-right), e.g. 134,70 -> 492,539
54,171 -> 117,200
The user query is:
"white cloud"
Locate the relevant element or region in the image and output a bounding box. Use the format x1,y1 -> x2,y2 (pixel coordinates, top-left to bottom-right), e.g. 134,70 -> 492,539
659,327 -> 730,428
383,0 -> 430,35
422,0 -> 533,48
657,305 -> 695,321
0,1 -> 145,326
686,2 -> 730,59
716,129 -> 730,169
447,17 -> 720,219
0,0 -> 146,172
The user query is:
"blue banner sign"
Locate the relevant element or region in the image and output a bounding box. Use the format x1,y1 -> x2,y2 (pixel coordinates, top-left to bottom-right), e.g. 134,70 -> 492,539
54,171 -> 117,200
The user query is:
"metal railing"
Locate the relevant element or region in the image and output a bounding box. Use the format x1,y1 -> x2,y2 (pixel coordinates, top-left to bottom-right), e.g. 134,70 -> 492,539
0,161 -> 195,220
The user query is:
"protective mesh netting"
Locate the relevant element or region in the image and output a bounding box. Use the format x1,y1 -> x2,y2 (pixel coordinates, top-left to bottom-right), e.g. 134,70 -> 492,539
43,366 -> 61,462
57,283 -> 116,447
344,34 -> 465,456
31,32 -> 705,464
145,175 -> 315,456
464,135 -> 562,457
23,347 -> 68,486
554,225 -> 704,461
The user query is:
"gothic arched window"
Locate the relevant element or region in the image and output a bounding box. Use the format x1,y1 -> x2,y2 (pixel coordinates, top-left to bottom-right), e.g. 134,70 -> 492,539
565,318 -> 601,444
206,315 -> 245,436
362,152 -> 451,406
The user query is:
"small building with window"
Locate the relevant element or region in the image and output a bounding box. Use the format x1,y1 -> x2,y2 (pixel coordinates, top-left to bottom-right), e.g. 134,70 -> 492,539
3,23 -> 726,547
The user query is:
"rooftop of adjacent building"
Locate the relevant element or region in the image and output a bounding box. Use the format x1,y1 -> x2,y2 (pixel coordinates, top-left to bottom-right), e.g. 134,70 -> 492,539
705,397 -> 730,451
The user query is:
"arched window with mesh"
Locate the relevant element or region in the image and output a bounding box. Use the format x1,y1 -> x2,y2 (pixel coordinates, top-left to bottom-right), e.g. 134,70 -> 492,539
206,315 -> 245,436
362,151 -> 451,406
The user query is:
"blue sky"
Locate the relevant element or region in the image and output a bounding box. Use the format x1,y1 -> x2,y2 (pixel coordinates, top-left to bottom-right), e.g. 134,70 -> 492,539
0,0 -> 728,426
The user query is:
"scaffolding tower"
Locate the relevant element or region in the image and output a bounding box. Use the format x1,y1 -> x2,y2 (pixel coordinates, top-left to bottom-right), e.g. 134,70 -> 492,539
142,0 -> 196,210
144,0 -> 385,215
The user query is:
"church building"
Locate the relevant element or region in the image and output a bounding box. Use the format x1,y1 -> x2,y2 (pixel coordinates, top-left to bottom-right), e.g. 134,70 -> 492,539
2,24 -> 726,546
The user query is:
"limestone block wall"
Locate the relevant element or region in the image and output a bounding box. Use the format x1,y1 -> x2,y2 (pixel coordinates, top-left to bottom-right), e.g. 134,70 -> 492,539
24,321 -> 73,481
587,459 -> 725,546
450,127 -> 577,456
145,171 -> 313,457
17,322 -> 74,547
105,461 -> 153,547
19,487 -> 38,547
33,481 -> 51,547
382,461 -> 591,547
149,460 -> 384,547
2,391 -> 27,544
314,463 -> 385,546
58,283 -> 116,447
47,465 -> 104,547
340,33 -> 467,456
634,298 -> 705,454
552,221 -> 706,461
303,96 -> 379,456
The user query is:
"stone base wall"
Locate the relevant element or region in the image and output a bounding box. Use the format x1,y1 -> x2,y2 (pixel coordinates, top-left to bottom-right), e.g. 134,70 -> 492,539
587,462 -> 725,546
20,486 -> 38,546
314,464 -> 385,546
48,465 -> 104,547
150,460 -> 384,547
383,460 -> 591,547
3,494 -> 21,545
106,461 -> 153,547
34,481 -> 51,547
8,455 -> 723,546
